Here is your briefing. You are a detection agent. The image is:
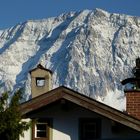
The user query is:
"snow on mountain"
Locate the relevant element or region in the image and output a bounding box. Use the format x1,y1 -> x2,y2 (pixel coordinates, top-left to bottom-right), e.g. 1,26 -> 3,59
0,9 -> 140,110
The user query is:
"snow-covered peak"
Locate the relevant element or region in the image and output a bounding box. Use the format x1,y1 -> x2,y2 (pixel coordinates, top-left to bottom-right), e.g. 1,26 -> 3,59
0,9 -> 140,110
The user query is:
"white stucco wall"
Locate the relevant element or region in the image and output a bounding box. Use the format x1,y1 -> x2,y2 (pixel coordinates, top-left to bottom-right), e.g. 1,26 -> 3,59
19,119 -> 31,140
27,105 -> 110,140
22,102 -> 140,140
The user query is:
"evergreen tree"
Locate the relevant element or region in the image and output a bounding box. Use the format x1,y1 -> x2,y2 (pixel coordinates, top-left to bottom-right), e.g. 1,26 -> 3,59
0,90 -> 30,140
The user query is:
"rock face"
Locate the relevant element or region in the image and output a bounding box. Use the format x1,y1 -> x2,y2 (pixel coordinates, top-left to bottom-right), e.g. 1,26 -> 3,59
0,9 -> 140,110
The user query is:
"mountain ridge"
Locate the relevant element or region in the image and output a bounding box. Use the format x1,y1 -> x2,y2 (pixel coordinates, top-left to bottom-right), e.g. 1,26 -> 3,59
0,8 -> 140,110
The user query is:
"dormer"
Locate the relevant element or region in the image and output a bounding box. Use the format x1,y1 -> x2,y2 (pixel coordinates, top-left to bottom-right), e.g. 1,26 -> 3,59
30,64 -> 52,98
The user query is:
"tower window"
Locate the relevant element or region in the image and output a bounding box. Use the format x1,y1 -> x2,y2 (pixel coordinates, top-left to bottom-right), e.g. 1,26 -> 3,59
36,77 -> 45,87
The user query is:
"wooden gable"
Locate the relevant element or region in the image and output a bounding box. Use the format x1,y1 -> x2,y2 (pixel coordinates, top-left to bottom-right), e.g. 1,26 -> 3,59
20,86 -> 140,132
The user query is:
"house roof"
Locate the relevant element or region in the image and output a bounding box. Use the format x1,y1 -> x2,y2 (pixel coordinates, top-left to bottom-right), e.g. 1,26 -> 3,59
29,64 -> 53,74
20,86 -> 140,132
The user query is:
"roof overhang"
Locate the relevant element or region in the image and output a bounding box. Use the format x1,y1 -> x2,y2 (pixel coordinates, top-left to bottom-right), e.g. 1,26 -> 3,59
20,86 -> 140,132
29,64 -> 53,74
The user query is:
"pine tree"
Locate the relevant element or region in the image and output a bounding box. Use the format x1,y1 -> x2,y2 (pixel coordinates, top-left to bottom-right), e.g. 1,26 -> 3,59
0,90 -> 30,140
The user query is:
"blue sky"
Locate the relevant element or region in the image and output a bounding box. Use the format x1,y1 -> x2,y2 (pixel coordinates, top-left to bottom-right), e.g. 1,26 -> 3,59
0,0 -> 140,30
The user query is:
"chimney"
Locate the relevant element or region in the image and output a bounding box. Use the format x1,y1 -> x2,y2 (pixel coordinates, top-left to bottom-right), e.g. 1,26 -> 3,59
30,64 -> 52,98
125,91 -> 140,119
122,58 -> 140,120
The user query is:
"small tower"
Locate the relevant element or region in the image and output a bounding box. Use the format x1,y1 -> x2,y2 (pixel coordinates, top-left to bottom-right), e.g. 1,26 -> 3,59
30,64 -> 52,98
121,58 -> 140,120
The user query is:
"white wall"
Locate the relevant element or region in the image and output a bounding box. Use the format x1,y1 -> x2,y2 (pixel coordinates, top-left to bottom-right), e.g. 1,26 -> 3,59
19,119 -> 31,140
28,103 -> 110,140
23,102 -> 140,140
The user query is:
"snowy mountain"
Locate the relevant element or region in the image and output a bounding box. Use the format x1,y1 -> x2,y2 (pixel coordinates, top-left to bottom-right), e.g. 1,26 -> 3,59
0,9 -> 140,110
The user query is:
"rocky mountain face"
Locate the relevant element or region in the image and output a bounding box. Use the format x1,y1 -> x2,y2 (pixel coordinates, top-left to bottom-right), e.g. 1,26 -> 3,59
0,9 -> 140,110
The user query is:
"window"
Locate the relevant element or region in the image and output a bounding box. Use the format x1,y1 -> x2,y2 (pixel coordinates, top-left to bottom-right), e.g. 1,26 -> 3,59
36,77 -> 45,87
33,119 -> 52,140
35,122 -> 47,138
79,118 -> 101,140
